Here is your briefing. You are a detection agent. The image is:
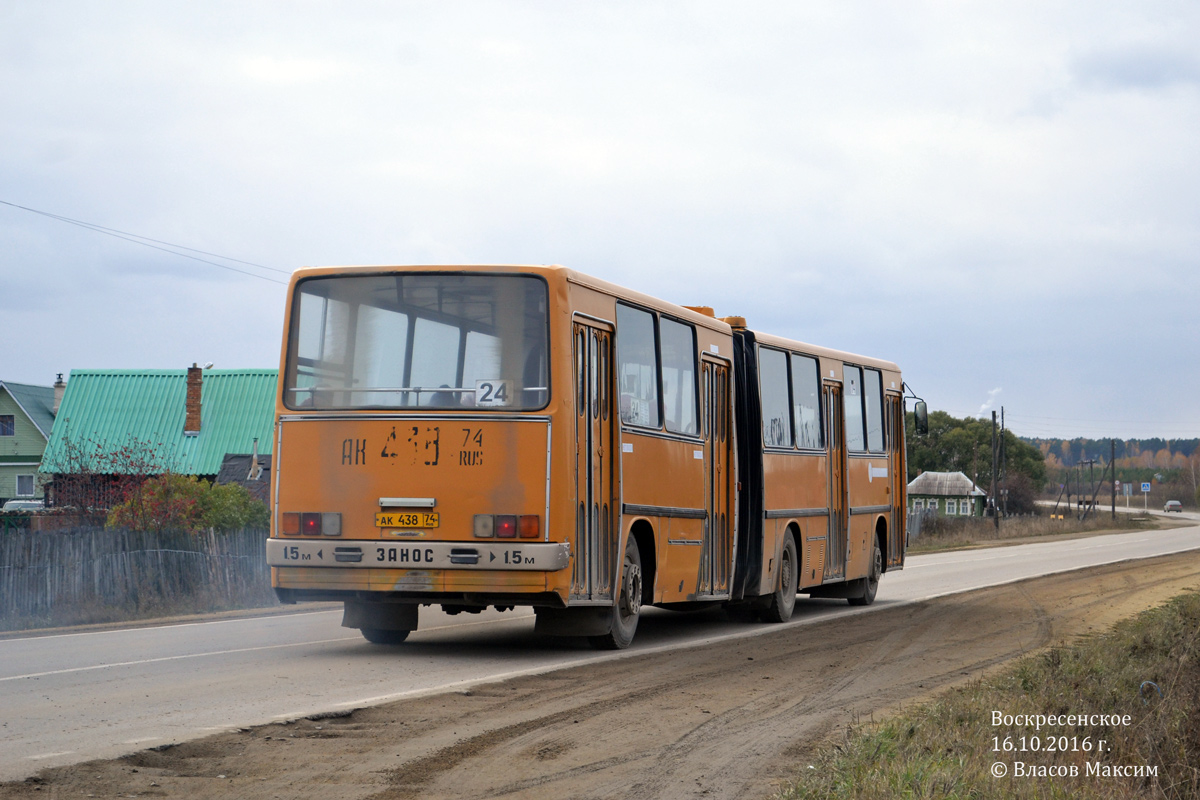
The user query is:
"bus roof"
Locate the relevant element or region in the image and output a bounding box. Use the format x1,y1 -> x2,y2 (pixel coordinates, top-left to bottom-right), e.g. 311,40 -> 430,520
287,264 -> 738,335
747,328 -> 901,375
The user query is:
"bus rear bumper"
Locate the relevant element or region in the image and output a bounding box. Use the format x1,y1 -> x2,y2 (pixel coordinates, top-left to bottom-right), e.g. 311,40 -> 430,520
274,587 -> 568,609
266,539 -> 570,571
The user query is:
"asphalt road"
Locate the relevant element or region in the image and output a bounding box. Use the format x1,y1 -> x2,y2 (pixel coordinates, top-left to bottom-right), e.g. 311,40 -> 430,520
3,523 -> 1199,782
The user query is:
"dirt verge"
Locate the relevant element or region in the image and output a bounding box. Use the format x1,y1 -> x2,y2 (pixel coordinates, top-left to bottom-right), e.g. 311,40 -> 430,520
5,551 -> 1200,800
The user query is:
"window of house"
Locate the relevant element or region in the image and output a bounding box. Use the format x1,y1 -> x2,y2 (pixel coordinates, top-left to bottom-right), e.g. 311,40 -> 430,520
616,304 -> 660,428
843,366 -> 866,451
912,498 -> 924,510
961,499 -> 972,516
946,499 -> 957,515
791,354 -> 823,449
864,368 -> 884,452
927,499 -> 938,513
660,318 -> 698,435
759,348 -> 792,447
0,415 -> 14,436
16,474 -> 34,497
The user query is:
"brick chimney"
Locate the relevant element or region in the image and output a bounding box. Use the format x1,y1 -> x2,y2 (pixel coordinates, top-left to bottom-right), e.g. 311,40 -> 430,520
184,364 -> 202,435
53,373 -> 66,415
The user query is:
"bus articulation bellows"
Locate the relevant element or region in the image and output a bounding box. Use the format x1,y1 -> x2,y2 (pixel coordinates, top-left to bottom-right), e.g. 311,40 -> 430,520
266,265 -> 922,649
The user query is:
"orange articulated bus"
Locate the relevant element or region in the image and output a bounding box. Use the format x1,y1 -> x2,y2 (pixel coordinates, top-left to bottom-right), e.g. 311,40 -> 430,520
265,265 -> 922,649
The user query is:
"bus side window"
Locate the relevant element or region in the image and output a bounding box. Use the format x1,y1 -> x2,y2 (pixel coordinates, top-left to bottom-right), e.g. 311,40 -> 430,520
863,368 -> 884,452
660,318 -> 698,436
615,305 -> 660,428
843,365 -> 866,451
759,348 -> 792,448
790,353 -> 823,449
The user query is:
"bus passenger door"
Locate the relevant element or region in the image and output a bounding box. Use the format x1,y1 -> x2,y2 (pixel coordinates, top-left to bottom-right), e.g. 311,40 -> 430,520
701,357 -> 733,597
885,394 -> 906,567
823,381 -> 848,581
572,321 -> 615,602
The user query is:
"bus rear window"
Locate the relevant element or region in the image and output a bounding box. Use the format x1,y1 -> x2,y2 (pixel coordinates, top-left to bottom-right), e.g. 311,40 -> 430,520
285,273 -> 549,410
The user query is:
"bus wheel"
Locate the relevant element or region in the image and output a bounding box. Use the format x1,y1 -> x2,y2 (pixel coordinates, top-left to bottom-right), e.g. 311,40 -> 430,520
762,534 -> 797,623
590,535 -> 643,650
848,539 -> 881,606
360,627 -> 410,645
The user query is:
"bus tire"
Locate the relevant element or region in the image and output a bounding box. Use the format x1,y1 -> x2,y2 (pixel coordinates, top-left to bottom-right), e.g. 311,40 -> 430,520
762,533 -> 798,623
360,627 -> 410,645
848,538 -> 881,606
590,534 -> 643,650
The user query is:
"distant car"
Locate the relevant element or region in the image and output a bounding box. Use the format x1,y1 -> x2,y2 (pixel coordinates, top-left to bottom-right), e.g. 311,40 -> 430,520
1164,500 -> 1183,513
1,499 -> 44,511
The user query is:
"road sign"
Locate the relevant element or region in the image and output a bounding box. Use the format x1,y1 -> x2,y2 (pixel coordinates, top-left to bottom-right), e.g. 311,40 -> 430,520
1124,483 -> 1132,496
1141,482 -> 1151,493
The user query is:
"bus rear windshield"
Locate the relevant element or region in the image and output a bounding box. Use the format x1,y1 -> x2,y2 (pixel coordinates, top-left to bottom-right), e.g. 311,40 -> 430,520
284,273 -> 549,410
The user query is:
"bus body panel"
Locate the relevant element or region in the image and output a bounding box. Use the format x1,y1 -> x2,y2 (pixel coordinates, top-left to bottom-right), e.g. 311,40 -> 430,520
620,431 -> 705,511
274,416 -> 553,540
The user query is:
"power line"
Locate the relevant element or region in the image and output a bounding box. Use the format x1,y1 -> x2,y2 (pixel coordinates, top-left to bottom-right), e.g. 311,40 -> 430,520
0,199 -> 291,285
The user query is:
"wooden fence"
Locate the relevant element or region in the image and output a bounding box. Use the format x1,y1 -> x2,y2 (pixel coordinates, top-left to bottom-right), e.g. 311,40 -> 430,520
0,527 -> 276,627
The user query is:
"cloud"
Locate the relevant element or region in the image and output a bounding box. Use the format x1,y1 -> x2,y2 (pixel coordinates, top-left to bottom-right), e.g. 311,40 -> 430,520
1072,46 -> 1200,91
238,55 -> 355,85
979,388 -> 1003,416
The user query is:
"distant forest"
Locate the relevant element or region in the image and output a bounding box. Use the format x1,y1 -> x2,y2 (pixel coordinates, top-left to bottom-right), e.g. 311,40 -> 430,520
1023,437 -> 1200,471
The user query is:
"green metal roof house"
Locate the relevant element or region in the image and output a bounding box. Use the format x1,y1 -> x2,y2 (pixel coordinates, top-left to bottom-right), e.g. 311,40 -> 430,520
40,367 -> 278,490
907,470 -> 988,518
0,378 -> 61,503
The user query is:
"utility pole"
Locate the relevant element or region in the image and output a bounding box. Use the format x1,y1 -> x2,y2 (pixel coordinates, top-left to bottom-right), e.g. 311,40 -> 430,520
991,411 -> 999,530
1000,407 -> 1007,516
1065,449 -> 1072,514
1083,458 -> 1097,515
1111,439 -> 1116,520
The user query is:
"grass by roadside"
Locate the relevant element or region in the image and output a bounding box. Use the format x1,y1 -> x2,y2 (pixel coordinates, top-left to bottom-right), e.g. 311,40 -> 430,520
777,589 -> 1200,800
909,512 -> 1161,554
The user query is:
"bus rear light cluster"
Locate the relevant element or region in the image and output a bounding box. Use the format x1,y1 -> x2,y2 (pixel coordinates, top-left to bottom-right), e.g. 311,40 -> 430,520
281,512 -> 342,536
474,514 -> 539,539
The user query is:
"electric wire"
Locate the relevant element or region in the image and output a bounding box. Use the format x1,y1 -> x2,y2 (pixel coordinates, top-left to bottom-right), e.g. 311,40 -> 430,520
0,199 -> 290,285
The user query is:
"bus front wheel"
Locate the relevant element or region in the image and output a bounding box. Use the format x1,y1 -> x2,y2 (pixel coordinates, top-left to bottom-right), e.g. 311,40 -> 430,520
590,535 -> 643,650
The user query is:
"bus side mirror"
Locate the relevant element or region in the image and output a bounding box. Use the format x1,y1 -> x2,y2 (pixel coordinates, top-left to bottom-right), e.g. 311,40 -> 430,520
914,401 -> 928,435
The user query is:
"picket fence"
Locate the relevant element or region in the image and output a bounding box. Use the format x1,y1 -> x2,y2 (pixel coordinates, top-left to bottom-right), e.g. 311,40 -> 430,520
0,527 -> 275,623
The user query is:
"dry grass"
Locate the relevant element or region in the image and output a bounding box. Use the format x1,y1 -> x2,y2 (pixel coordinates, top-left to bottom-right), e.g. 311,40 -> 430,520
910,512 -> 1158,553
779,591 -> 1200,800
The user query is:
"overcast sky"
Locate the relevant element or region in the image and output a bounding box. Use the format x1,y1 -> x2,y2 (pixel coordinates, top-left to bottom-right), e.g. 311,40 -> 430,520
2,2 -> 1197,439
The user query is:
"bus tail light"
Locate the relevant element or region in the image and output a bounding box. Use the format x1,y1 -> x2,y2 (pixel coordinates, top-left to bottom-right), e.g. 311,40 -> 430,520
473,514 -> 495,538
519,515 -> 539,538
473,514 -> 540,539
283,512 -> 341,536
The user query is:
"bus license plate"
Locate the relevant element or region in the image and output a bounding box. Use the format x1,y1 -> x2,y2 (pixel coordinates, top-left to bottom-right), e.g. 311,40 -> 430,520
376,512 -> 440,528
